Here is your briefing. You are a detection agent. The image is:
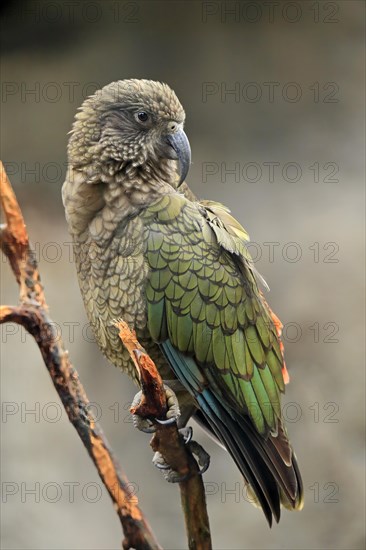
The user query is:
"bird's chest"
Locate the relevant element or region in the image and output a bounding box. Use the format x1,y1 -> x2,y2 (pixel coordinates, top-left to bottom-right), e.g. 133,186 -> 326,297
74,214 -> 152,372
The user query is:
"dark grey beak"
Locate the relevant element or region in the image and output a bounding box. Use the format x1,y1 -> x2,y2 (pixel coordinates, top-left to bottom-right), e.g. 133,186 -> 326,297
166,129 -> 191,186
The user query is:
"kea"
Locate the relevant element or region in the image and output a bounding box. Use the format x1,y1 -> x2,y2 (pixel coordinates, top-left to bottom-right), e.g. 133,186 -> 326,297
62,79 -> 304,525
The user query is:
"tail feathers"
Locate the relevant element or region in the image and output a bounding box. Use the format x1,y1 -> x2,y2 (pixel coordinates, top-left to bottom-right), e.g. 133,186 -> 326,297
196,391 -> 279,525
266,421 -> 304,509
159,340 -> 303,524
279,451 -> 304,511
194,390 -> 303,525
269,421 -> 292,465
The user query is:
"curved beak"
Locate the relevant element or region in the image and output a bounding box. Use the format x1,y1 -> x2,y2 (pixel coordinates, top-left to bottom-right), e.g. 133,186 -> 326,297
166,129 -> 191,186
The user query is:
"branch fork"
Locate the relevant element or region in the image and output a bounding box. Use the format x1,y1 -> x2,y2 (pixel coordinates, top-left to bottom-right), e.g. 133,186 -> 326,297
0,161 -> 212,550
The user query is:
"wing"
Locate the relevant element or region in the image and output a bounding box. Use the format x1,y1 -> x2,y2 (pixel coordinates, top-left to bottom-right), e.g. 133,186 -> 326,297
143,193 -> 284,432
142,192 -> 303,523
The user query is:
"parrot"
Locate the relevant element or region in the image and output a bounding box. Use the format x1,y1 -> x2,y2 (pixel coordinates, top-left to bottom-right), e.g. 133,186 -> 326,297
62,79 -> 303,526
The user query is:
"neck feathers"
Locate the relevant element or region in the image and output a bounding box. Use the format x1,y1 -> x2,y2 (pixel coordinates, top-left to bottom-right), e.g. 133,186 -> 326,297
62,160 -> 178,240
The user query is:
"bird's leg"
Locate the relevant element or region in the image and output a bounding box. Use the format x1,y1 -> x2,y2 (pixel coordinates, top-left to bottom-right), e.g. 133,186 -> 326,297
187,439 -> 210,476
131,384 -> 180,433
132,383 -> 210,482
152,435 -> 210,483
161,379 -> 186,392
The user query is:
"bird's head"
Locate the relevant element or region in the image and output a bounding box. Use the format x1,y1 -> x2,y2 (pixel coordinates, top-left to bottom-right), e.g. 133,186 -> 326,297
68,79 -> 191,187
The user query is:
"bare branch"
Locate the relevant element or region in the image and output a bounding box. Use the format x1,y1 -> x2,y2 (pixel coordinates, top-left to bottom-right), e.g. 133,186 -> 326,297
115,320 -> 212,550
0,161 -> 162,550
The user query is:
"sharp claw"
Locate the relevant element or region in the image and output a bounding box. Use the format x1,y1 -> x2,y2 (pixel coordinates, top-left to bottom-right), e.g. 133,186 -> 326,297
179,426 -> 193,444
197,459 -> 210,476
138,424 -> 156,434
131,384 -> 180,433
155,416 -> 177,426
187,440 -> 210,477
171,472 -> 190,483
155,462 -> 171,471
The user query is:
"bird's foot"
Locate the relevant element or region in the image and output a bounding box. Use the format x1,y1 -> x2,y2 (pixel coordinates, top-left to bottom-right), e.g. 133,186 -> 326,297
153,430 -> 210,483
131,384 -> 180,433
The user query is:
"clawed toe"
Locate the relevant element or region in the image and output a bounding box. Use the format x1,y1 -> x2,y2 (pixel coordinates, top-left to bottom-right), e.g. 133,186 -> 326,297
153,427 -> 210,483
155,416 -> 177,427
131,384 -> 181,433
132,415 -> 156,433
131,385 -> 210,482
179,426 -> 193,444
188,439 -> 210,476
152,451 -> 190,483
131,390 -> 156,433
163,384 -> 181,422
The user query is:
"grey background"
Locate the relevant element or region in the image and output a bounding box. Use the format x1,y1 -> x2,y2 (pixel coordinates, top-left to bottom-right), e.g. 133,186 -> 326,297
1,1 -> 365,549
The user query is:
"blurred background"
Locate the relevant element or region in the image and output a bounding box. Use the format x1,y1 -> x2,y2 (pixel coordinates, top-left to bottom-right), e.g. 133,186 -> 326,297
1,1 -> 365,548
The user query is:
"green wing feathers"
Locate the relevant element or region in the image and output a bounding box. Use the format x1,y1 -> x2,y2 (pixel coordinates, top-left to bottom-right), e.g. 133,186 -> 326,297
142,193 -> 286,436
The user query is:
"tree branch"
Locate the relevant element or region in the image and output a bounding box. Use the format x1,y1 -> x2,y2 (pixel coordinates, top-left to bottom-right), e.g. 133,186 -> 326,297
115,321 -> 212,550
0,161 -> 161,550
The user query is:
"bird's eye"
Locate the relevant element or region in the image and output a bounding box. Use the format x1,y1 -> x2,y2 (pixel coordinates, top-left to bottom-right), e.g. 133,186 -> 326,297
136,111 -> 149,123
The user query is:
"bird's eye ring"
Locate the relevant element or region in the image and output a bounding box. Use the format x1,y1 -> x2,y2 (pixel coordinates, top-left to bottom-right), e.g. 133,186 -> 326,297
136,111 -> 149,123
